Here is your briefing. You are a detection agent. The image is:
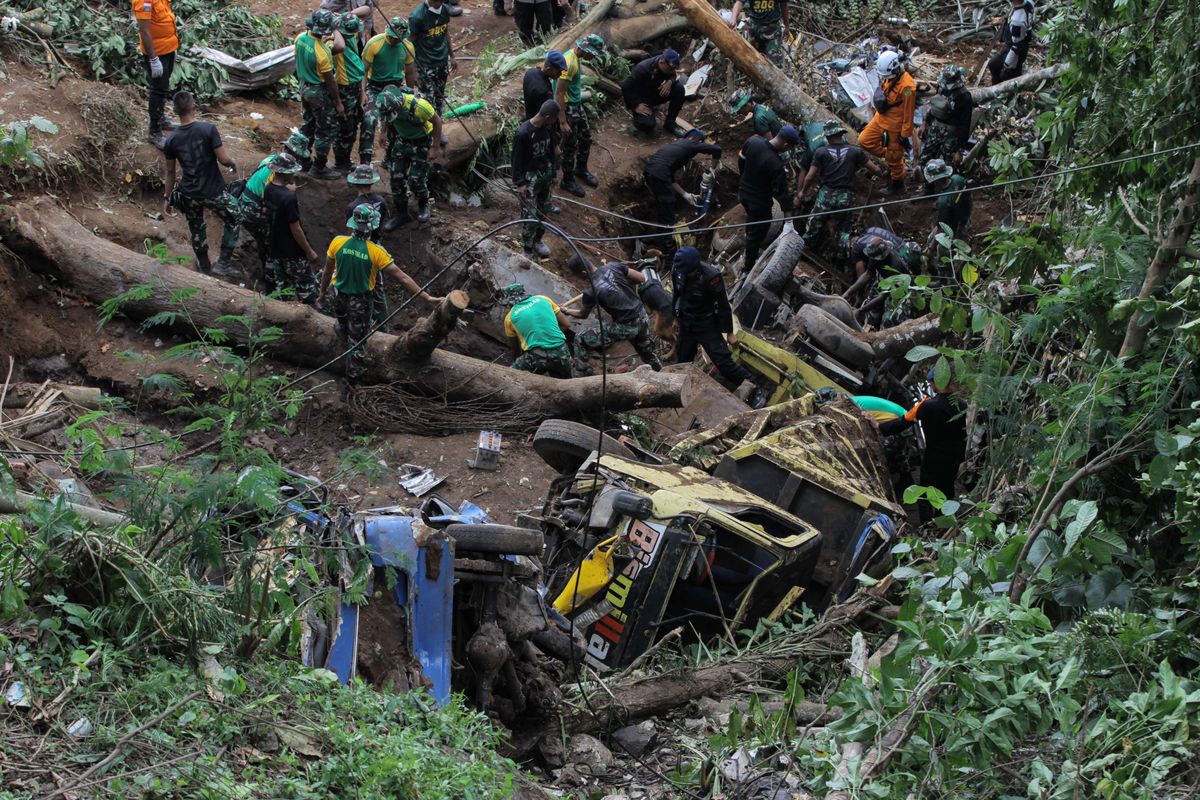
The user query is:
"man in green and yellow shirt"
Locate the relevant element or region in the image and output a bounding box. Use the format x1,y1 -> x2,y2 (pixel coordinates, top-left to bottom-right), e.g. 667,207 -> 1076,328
333,13 -> 367,171
501,284 -> 575,378
375,86 -> 442,228
555,34 -> 605,197
317,204 -> 442,381
360,17 -> 418,165
294,9 -> 345,179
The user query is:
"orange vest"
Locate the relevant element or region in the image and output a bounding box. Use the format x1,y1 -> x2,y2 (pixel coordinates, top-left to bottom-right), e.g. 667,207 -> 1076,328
873,72 -> 916,137
133,0 -> 179,56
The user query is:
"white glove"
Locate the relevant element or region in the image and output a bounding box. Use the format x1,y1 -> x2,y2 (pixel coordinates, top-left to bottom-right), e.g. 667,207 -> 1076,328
682,191 -> 700,207
149,56 -> 164,78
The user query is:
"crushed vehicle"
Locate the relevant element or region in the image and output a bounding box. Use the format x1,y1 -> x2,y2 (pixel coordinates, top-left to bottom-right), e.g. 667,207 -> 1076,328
531,394 -> 902,671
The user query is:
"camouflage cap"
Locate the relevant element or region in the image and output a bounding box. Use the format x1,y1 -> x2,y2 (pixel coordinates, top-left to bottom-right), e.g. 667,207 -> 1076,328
338,12 -> 362,35
282,130 -> 311,154
268,152 -> 303,175
729,89 -> 752,114
575,33 -> 606,59
347,203 -> 382,233
938,64 -> 966,91
347,163 -> 381,185
386,16 -> 409,38
822,118 -> 847,138
310,8 -> 336,35
923,158 -> 953,183
863,236 -> 891,260
899,241 -> 924,270
498,283 -> 529,306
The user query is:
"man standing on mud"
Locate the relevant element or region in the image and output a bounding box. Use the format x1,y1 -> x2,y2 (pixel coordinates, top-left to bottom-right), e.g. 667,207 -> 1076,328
511,100 -> 561,260
294,9 -> 346,179
728,0 -> 789,67
161,91 -> 241,277
738,125 -> 799,275
409,0 -> 458,143
133,0 -> 179,146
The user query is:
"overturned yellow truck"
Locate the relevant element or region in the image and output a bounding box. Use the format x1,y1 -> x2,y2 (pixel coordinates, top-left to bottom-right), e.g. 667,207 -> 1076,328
531,393 -> 902,671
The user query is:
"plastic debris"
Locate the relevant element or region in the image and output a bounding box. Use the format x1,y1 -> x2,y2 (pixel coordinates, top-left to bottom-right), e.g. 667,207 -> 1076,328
398,464 -> 446,497
6,681 -> 29,707
684,64 -> 712,97
67,717 -> 94,738
467,431 -> 502,471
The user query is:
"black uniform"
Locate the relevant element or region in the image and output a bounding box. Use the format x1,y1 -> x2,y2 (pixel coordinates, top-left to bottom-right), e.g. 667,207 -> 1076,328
738,135 -> 792,274
988,0 -> 1036,84
880,392 -> 966,522
670,247 -> 754,388
643,139 -> 723,226
522,66 -> 553,121
620,54 -> 685,134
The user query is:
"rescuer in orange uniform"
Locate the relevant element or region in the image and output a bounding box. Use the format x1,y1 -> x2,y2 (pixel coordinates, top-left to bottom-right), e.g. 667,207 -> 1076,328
858,49 -> 916,196
132,0 -> 179,147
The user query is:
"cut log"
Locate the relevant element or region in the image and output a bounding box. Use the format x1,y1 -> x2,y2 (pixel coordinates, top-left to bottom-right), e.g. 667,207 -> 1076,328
968,63 -> 1067,104
672,0 -> 857,140
5,201 -> 685,417
390,290 -> 470,360
1,383 -> 105,409
862,313 -> 941,360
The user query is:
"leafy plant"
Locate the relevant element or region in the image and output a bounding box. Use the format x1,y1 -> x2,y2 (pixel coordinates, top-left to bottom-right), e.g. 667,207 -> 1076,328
0,116 -> 59,168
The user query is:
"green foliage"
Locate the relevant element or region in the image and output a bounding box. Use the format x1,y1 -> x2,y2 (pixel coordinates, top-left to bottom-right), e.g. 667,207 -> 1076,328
0,645 -> 519,798
10,0 -> 286,103
0,117 -> 59,169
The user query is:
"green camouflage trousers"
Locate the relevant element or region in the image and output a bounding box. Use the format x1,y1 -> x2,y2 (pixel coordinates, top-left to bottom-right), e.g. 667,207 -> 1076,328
335,84 -> 364,165
749,23 -> 785,66
170,188 -> 240,261
237,193 -> 270,271
418,61 -> 449,116
513,344 -> 573,378
574,317 -> 662,371
520,165 -> 555,249
802,187 -> 854,247
299,82 -> 337,157
385,134 -> 432,210
359,81 -> 399,164
920,120 -> 959,168
372,282 -> 389,327
335,291 -> 375,381
271,257 -> 318,304
561,102 -> 592,177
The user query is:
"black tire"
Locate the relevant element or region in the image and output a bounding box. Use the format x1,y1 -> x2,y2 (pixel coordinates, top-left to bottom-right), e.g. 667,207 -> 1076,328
532,419 -> 635,474
797,305 -> 875,368
753,227 -> 806,294
444,523 -> 544,556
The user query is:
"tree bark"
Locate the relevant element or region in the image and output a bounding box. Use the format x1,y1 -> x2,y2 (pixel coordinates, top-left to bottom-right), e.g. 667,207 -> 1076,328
968,63 -> 1067,104
671,0 -> 857,140
864,313 -> 942,360
1118,155 -> 1200,359
4,201 -> 685,417
391,290 -> 469,360
1,383 -> 105,409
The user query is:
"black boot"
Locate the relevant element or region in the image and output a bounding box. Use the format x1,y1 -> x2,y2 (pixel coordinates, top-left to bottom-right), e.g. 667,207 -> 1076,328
576,170 -> 599,188
213,245 -> 239,277
382,209 -> 411,232
196,250 -> 213,274
309,154 -> 341,180
333,152 -> 352,173
417,204 -> 431,223
882,178 -> 905,197
560,176 -> 586,197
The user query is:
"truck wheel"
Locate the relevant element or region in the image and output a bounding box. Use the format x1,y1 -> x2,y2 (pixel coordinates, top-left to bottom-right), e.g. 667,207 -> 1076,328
753,227 -> 806,294
444,523 -> 545,556
532,419 -> 635,474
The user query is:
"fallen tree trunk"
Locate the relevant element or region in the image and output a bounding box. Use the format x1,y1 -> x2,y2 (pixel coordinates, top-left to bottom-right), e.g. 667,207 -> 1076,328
863,313 -> 941,360
5,202 -> 685,416
392,290 -> 469,360
1,383 -> 105,409
672,0 -> 857,140
969,62 -> 1067,104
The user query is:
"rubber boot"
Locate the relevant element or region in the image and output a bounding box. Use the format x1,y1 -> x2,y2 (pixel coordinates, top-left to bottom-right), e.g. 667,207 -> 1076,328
309,153 -> 341,180
560,176 -> 586,197
417,204 -> 431,223
213,244 -> 238,277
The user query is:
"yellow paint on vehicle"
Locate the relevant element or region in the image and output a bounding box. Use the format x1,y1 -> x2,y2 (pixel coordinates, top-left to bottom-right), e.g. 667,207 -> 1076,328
553,534 -> 619,614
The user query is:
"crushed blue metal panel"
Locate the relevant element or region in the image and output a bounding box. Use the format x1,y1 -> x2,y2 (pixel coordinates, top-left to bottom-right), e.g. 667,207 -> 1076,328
362,515 -> 455,705
323,602 -> 360,683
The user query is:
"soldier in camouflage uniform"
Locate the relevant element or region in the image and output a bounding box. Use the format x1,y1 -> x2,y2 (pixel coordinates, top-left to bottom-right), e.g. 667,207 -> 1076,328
332,13 -> 367,172
561,259 -> 662,373
161,90 -> 241,276
501,284 -> 575,378
920,65 -> 975,170
317,205 -> 442,381
360,17 -> 418,165
512,100 -> 560,258
295,10 -> 345,179
555,34 -> 605,197
409,0 -> 457,139
797,119 -> 881,249
375,86 -> 442,227
729,0 -> 789,66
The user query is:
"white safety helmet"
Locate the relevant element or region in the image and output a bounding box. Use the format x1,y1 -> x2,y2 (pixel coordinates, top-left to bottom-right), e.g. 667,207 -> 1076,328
876,49 -> 903,79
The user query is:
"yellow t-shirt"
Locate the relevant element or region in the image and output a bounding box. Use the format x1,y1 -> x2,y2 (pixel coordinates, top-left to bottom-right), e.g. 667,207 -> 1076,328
327,235 -> 394,293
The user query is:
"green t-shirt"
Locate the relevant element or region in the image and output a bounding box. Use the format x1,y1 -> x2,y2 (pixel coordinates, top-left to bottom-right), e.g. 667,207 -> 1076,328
294,31 -> 333,85
504,295 -> 566,351
329,235 -> 395,294
409,1 -> 450,69
336,40 -> 366,86
747,0 -> 783,28
752,105 -> 782,136
555,49 -> 584,105
363,34 -> 415,83
244,156 -> 273,201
